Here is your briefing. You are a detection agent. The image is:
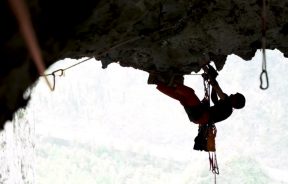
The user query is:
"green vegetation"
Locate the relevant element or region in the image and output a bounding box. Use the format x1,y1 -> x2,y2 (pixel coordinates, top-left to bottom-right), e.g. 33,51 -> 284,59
35,136 -> 186,184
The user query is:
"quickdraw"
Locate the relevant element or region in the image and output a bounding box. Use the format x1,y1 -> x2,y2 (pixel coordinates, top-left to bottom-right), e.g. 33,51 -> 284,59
260,0 -> 269,90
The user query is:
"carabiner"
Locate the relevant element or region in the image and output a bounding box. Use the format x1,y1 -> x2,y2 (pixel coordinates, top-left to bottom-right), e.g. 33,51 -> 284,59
260,70 -> 269,90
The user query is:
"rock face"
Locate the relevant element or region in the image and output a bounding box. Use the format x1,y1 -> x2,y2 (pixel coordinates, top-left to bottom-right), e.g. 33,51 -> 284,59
1,0 -> 288,129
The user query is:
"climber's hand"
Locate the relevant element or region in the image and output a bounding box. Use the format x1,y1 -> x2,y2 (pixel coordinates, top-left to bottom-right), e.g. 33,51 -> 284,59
209,78 -> 218,86
202,73 -> 209,80
207,64 -> 218,79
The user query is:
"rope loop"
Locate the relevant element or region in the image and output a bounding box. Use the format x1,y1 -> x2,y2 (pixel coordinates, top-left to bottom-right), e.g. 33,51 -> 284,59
52,69 -> 65,77
209,152 -> 219,175
49,69 -> 65,91
260,69 -> 269,90
51,72 -> 56,91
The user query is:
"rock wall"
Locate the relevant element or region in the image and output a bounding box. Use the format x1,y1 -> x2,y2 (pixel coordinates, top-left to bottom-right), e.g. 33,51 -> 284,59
1,0 -> 288,129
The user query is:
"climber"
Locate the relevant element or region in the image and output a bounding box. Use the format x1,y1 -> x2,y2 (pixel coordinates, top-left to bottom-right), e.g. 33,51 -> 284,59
147,64 -> 246,125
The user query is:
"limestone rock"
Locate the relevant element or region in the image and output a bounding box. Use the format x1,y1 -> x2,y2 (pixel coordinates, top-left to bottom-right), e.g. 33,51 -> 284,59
1,0 -> 288,129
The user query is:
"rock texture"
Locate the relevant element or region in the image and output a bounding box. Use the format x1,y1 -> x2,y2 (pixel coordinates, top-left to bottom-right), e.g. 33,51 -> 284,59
1,0 -> 288,129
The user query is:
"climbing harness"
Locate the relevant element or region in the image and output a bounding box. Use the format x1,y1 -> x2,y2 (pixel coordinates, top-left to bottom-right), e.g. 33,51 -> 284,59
260,0 -> 269,90
206,124 -> 217,152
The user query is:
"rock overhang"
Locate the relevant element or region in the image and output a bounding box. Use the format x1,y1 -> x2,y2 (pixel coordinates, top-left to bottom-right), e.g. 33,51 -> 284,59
1,0 -> 288,129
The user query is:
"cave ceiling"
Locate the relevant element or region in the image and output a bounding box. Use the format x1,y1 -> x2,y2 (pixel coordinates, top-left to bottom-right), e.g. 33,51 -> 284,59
1,0 -> 288,129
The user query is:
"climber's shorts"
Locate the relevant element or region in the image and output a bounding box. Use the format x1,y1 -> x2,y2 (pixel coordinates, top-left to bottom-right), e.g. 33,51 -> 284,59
184,104 -> 210,124
156,83 -> 210,124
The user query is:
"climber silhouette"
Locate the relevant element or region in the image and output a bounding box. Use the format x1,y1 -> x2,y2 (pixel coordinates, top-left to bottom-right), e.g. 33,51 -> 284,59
148,64 -> 246,124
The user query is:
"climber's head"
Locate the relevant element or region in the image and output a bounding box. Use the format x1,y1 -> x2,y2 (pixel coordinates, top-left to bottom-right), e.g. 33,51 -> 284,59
230,93 -> 246,109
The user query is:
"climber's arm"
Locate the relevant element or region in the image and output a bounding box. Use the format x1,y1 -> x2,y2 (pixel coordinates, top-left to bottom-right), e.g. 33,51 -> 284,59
202,64 -> 226,100
211,87 -> 218,104
210,79 -> 226,100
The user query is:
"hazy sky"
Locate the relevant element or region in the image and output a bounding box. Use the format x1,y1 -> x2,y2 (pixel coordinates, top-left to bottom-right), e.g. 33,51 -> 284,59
2,49 -> 288,184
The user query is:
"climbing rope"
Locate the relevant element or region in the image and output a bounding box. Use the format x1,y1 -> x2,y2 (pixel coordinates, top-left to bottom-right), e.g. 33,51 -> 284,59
203,75 -> 211,103
260,0 -> 269,90
207,125 -> 219,173
202,67 -> 220,184
42,35 -> 144,91
43,57 -> 93,91
8,0 -> 53,91
209,151 -> 219,184
206,123 -> 219,184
